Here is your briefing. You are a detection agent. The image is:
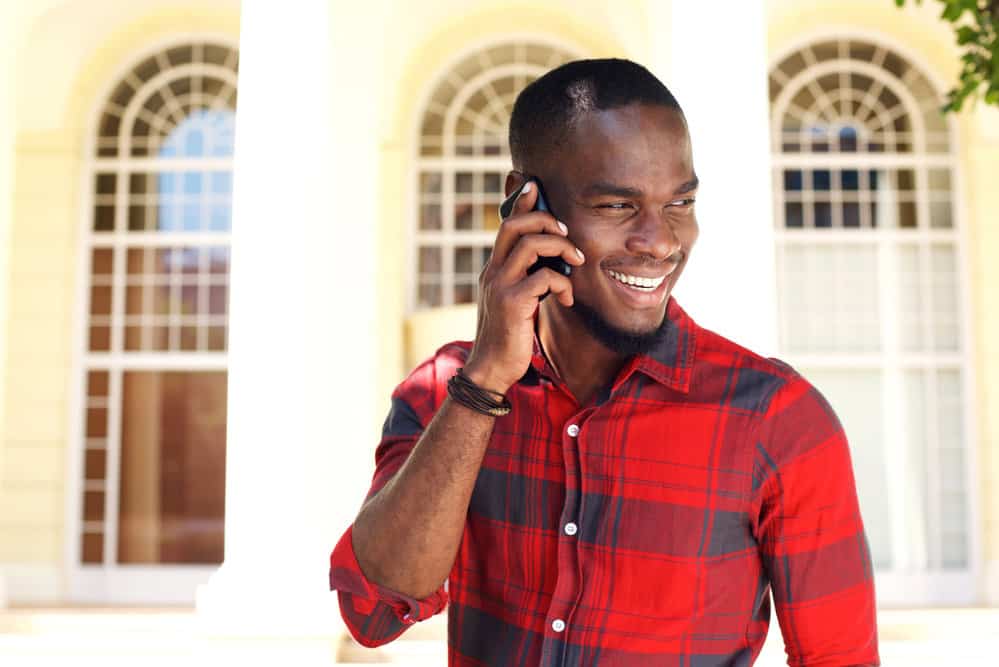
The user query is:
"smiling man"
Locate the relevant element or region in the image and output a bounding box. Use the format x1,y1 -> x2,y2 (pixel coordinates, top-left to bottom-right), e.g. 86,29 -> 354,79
330,59 -> 879,666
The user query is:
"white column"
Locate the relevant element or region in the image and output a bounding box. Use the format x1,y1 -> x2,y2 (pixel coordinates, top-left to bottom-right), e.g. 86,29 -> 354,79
197,0 -> 381,640
655,0 -> 778,358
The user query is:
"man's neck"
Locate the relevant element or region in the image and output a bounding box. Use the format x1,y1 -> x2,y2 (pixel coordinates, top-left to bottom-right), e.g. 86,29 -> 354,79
537,300 -> 627,406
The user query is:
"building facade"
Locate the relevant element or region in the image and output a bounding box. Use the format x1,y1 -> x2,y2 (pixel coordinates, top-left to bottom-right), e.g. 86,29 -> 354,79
1,0 -> 997,630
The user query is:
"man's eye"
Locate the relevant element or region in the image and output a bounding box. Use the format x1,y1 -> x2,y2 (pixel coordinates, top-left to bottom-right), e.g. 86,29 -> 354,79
597,202 -> 630,210
667,198 -> 696,208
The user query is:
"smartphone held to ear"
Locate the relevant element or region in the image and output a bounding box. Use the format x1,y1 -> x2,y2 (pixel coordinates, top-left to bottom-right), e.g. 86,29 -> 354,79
498,179 -> 573,278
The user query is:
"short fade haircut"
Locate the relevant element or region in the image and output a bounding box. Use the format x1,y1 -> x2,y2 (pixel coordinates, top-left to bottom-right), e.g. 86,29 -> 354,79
509,58 -> 683,171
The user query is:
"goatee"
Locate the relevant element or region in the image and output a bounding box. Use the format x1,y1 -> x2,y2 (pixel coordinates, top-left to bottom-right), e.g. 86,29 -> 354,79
571,298 -> 671,356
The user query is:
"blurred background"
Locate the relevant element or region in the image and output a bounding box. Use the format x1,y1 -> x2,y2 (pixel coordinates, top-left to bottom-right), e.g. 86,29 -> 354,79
0,0 -> 997,664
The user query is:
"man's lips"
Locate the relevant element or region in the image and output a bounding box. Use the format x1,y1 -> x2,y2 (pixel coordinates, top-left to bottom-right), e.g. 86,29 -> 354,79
604,263 -> 679,290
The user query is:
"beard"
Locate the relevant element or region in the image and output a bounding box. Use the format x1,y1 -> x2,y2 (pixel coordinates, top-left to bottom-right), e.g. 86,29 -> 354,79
571,297 -> 671,357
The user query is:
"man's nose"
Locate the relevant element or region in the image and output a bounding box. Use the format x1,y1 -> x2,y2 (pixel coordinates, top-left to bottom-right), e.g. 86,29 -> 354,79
624,209 -> 681,260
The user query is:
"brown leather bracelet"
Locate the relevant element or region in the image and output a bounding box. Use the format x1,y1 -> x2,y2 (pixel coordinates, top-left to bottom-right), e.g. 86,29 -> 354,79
447,368 -> 512,416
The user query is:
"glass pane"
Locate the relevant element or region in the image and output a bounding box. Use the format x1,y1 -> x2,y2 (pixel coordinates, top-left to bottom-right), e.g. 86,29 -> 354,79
455,247 -> 474,274
90,286 -> 112,316
903,370 -> 930,569
455,203 -> 473,230
83,490 -> 105,522
420,172 -> 442,195
483,173 -> 502,194
89,326 -> 111,352
420,203 -> 441,230
481,203 -> 501,231
805,369 -> 892,569
898,200 -> 917,229
91,248 -> 114,277
929,200 -> 953,229
118,371 -> 227,564
898,245 -> 924,352
931,245 -> 960,351
455,282 -> 476,304
85,449 -> 107,481
455,172 -> 474,193
928,169 -> 951,190
784,202 -> 803,228
81,533 -> 104,564
780,244 -> 880,353
418,282 -> 441,308
87,371 -> 109,397
86,408 -> 108,438
419,246 -> 441,275
814,202 -> 832,228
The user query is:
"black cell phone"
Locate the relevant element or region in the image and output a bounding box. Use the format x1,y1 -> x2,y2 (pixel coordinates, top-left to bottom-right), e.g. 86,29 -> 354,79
498,179 -> 573,279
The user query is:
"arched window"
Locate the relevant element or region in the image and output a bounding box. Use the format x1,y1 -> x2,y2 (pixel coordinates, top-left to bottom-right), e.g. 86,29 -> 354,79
412,42 -> 580,312
769,38 -> 972,600
76,42 -> 238,585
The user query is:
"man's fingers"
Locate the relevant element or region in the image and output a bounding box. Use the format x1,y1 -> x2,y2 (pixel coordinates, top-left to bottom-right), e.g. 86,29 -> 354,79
512,180 -> 538,216
489,213 -> 569,269
517,269 -> 574,308
499,234 -> 584,282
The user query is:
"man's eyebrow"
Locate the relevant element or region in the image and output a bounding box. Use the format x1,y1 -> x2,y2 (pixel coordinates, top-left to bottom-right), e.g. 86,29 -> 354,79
580,182 -> 643,198
674,176 -> 699,195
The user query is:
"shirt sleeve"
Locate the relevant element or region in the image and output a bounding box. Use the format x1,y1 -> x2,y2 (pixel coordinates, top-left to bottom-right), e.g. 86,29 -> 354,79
753,373 -> 880,667
328,348 -> 461,648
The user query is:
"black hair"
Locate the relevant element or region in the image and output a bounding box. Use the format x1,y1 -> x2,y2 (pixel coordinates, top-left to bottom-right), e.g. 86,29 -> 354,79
508,58 -> 683,170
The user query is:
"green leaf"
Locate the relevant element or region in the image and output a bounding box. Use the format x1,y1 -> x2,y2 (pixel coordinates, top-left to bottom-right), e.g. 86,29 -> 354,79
942,3 -> 964,22
957,26 -> 979,44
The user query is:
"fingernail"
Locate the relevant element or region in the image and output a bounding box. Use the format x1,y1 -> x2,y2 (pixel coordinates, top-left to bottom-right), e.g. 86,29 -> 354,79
575,248 -> 585,260
557,221 -> 568,235
522,181 -> 533,194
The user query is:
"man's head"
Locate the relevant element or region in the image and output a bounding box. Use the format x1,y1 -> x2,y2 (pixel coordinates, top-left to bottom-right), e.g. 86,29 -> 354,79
506,59 -> 699,356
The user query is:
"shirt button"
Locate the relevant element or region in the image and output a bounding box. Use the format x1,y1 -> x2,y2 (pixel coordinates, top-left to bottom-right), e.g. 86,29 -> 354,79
552,619 -> 566,633
567,424 -> 580,437
564,522 -> 578,536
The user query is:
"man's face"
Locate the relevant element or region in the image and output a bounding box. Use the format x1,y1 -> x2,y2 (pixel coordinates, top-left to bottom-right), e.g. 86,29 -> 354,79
536,103 -> 699,342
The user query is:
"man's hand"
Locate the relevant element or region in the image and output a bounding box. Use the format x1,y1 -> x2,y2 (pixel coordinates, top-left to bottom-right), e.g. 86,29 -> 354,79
463,181 -> 585,394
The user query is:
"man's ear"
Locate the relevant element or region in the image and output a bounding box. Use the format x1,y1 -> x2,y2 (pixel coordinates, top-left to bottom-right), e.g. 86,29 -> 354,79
504,170 -> 527,198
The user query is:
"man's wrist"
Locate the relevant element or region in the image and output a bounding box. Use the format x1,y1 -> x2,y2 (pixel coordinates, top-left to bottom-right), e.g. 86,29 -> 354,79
461,363 -> 512,396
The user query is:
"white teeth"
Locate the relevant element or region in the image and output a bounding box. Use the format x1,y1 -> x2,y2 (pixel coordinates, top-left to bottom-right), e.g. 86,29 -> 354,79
608,270 -> 667,290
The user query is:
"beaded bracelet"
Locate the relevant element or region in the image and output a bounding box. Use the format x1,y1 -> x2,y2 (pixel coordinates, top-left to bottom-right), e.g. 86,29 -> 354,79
447,368 -> 512,417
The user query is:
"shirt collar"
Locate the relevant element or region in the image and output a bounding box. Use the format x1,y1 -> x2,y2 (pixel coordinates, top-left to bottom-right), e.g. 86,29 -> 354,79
526,297 -> 697,394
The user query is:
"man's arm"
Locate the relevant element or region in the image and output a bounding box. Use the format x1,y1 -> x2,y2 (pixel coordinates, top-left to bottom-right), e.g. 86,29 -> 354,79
754,375 -> 880,667
330,179 -> 584,646
351,394 -> 499,599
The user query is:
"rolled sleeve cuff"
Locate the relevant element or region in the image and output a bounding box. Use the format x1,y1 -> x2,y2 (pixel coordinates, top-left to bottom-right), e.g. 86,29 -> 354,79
329,525 -> 448,646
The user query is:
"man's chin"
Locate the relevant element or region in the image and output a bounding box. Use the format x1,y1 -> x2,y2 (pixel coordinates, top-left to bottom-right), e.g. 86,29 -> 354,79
571,298 -> 670,356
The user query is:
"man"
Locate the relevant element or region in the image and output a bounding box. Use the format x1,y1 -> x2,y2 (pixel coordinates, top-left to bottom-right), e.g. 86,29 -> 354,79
330,58 -> 879,666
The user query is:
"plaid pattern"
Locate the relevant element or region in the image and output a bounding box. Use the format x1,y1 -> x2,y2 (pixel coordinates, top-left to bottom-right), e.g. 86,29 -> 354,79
330,298 -> 879,666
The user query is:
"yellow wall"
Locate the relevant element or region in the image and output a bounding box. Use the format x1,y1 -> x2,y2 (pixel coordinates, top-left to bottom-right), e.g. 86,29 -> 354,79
1,1 -> 239,580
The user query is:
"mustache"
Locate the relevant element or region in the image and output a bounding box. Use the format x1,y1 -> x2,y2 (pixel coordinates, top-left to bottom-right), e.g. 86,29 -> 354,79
603,252 -> 685,271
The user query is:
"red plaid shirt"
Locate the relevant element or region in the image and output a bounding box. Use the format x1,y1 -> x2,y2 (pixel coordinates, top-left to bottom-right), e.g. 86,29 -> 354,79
330,298 -> 879,666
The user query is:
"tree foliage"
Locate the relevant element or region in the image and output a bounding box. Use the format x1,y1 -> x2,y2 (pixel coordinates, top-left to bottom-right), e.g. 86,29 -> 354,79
895,0 -> 999,112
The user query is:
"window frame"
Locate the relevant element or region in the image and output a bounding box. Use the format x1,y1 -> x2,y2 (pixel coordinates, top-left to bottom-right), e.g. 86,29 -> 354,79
768,30 -> 980,606
67,34 -> 239,604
